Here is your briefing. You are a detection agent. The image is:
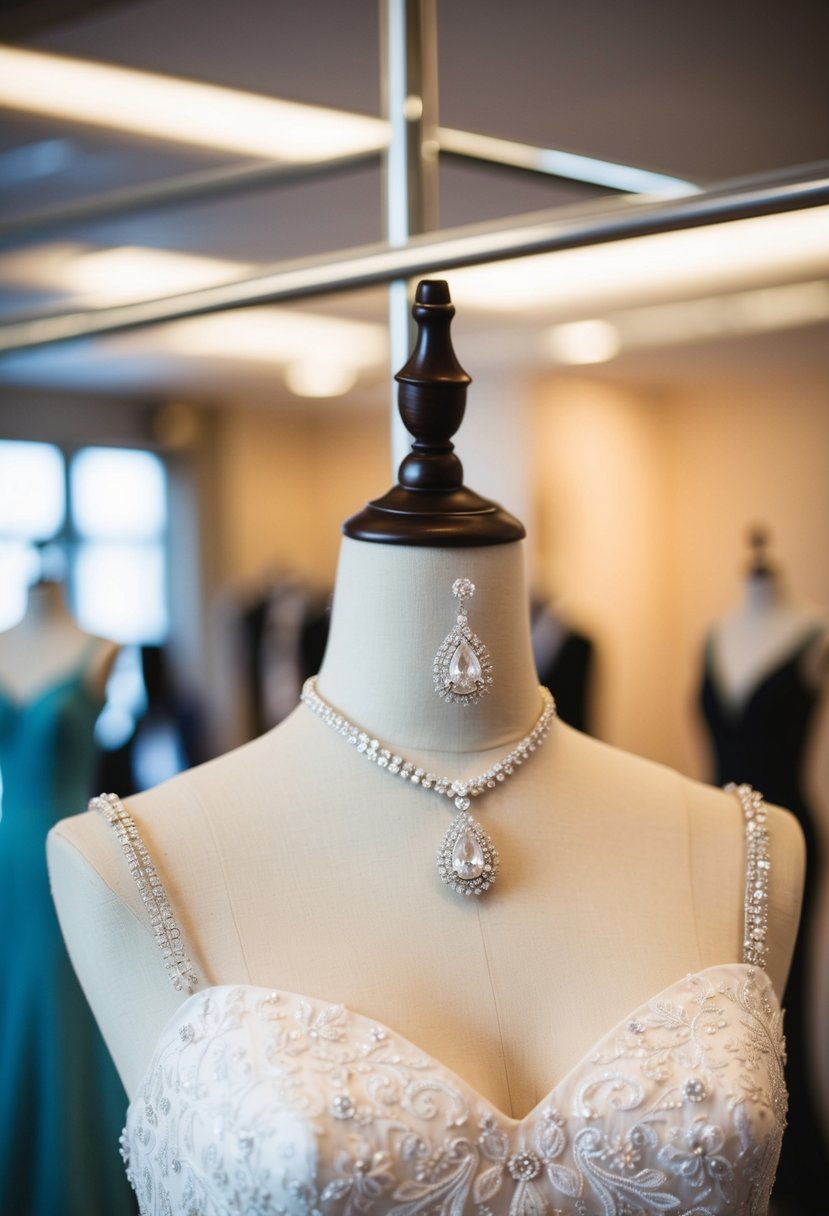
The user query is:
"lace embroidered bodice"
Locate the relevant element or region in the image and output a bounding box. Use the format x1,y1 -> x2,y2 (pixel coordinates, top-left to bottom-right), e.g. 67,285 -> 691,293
93,785 -> 786,1216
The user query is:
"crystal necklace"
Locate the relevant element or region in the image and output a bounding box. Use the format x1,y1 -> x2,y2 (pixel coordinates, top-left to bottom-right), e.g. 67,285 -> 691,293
300,677 -> 556,897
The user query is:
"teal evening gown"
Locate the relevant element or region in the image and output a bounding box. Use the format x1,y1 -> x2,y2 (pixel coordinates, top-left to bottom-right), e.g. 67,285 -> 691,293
0,646 -> 136,1216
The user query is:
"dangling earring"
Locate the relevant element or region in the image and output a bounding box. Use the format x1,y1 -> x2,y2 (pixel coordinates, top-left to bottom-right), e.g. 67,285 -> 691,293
433,578 -> 493,705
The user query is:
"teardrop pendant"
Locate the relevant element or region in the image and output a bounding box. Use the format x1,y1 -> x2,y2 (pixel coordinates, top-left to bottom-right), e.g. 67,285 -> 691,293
437,811 -> 500,896
433,578 -> 493,705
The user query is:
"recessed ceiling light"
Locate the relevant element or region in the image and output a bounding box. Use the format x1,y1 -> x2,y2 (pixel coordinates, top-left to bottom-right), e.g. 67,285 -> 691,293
64,247 -> 249,304
545,319 -> 621,364
163,307 -> 386,370
285,360 -> 358,397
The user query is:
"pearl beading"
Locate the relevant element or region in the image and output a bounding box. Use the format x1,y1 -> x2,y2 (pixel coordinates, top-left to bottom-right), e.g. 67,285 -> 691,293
727,782 -> 771,969
90,792 -> 198,993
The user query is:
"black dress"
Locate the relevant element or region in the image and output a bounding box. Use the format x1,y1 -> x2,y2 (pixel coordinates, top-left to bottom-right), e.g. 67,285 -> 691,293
530,600 -> 595,734
699,626 -> 828,1213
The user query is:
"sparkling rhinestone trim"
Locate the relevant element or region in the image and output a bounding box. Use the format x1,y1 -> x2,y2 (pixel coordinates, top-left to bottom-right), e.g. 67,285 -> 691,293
90,792 -> 198,993
726,783 -> 771,970
432,622 -> 493,706
452,578 -> 475,601
437,811 -> 499,896
300,678 -> 556,896
433,577 -> 494,706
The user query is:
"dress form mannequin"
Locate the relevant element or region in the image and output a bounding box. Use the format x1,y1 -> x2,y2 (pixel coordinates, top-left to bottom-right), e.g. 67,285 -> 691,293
702,526 -> 829,709
48,285 -> 805,1213
0,576 -> 119,701
0,574 -> 129,1215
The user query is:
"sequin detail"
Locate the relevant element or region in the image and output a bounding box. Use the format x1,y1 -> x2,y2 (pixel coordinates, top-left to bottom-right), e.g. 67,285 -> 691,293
122,970 -> 785,1215
727,783 -> 771,970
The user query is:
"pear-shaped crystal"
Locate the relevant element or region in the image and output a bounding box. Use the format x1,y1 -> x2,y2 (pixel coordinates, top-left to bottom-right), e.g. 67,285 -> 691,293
449,640 -> 482,694
451,828 -> 485,880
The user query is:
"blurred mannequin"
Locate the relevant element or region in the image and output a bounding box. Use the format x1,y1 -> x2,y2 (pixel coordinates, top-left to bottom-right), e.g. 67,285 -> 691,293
0,577 -> 117,703
530,594 -> 595,732
700,528 -> 828,717
48,285 -> 805,1213
0,573 -> 133,1216
698,526 -> 829,1216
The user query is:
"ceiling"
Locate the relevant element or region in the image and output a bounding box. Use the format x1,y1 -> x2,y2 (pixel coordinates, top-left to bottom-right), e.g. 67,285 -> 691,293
0,0 -> 828,403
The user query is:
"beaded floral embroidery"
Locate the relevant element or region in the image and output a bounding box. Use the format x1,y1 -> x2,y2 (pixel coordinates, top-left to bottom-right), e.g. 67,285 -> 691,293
122,969 -> 785,1216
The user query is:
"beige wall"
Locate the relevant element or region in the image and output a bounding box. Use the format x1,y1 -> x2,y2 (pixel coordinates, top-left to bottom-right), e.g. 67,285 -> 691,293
528,364 -> 829,780
213,403 -> 390,590
529,376 -> 675,760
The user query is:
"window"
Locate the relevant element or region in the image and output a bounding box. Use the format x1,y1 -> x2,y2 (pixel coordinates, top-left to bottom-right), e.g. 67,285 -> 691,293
0,439 -> 168,643
0,440 -> 65,629
70,447 -> 168,644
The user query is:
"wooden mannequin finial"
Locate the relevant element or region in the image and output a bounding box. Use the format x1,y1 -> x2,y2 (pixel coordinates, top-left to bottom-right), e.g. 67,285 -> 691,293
342,279 -> 525,546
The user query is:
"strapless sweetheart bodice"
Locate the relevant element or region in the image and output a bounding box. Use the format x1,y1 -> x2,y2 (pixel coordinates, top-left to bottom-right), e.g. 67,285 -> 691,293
123,965 -> 784,1216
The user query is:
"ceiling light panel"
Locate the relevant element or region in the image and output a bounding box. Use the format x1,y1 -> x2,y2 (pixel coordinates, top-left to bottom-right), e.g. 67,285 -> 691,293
0,47 -> 388,162
161,308 -> 386,378
448,206 -> 829,317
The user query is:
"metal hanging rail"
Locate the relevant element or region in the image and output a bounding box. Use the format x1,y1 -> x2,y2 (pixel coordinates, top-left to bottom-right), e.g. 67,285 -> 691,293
0,165 -> 827,357
0,132 -> 698,250
437,129 -> 696,197
0,149 -> 384,249
383,0 -> 439,468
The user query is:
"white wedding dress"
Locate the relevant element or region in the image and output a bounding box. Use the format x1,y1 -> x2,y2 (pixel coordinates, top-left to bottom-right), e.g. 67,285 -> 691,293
95,788 -> 786,1216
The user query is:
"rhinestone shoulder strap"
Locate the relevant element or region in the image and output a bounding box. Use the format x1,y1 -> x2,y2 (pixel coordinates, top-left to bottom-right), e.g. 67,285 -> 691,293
727,783 -> 771,970
90,792 -> 199,994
